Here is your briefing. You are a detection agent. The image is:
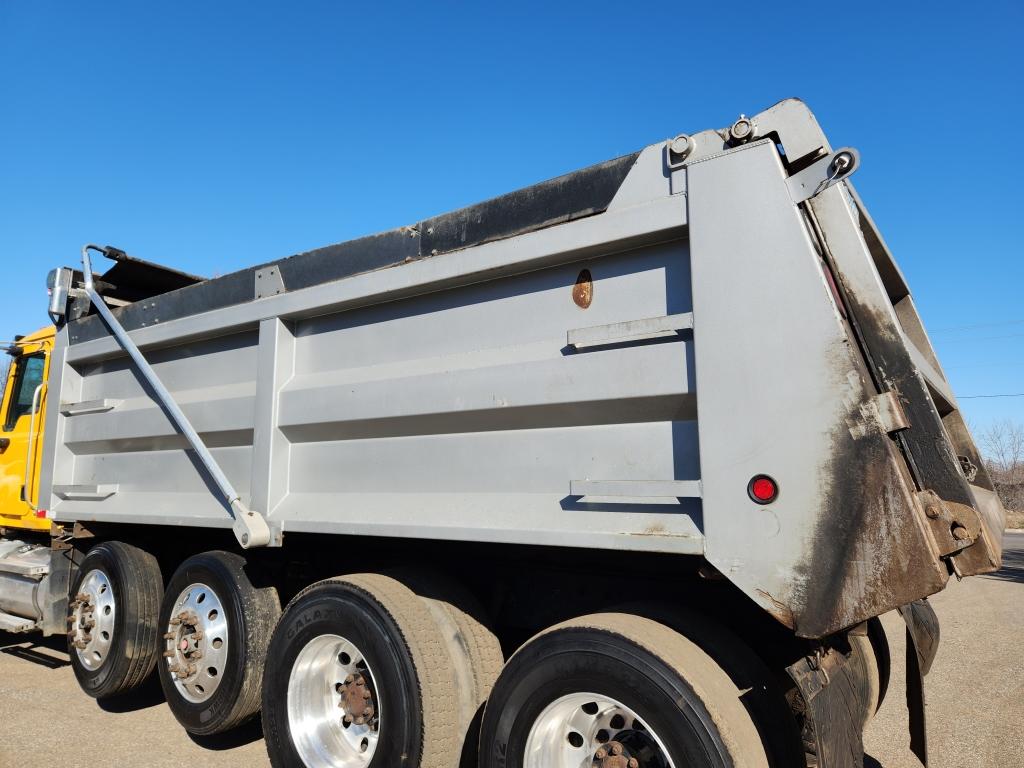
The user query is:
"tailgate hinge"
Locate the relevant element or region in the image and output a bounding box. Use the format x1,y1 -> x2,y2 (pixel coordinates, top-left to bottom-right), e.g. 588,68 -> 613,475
787,147 -> 860,203
874,391 -> 910,434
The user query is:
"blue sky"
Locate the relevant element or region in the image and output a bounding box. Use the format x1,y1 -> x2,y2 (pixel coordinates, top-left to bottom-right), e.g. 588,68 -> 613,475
1,1 -> 1021,431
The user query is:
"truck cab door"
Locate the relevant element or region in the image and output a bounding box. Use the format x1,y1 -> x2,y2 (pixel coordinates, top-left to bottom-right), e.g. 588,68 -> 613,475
0,340 -> 50,529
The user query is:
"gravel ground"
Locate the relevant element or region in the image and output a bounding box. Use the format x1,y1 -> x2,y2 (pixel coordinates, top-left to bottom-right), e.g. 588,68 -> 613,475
1,533 -> 1020,768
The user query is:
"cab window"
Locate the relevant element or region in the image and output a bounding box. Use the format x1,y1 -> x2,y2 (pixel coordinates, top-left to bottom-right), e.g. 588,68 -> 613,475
3,354 -> 45,431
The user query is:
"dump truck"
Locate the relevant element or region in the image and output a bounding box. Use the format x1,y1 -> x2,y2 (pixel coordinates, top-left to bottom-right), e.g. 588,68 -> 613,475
0,98 -> 1005,768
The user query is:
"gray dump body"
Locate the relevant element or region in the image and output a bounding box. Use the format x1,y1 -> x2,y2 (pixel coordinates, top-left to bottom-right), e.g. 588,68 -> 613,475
40,99 -> 1005,639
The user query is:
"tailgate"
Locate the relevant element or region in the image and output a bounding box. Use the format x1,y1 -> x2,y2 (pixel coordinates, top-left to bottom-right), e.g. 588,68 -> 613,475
806,183 -> 1005,577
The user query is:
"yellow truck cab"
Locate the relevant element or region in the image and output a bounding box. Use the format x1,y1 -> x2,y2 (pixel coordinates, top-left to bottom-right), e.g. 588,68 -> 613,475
0,326 -> 54,532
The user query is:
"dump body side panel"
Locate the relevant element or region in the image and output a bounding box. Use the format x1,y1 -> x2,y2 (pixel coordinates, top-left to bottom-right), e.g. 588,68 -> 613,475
42,191 -> 708,554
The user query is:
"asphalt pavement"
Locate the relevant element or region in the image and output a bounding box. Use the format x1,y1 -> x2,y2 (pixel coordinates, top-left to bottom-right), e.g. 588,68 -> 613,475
1,533 -> 1021,768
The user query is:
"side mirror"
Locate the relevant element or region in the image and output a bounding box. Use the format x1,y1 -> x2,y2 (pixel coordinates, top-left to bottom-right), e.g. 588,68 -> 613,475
47,267 -> 73,322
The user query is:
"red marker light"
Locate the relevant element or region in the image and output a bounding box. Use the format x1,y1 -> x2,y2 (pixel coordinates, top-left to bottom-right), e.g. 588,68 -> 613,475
748,475 -> 778,504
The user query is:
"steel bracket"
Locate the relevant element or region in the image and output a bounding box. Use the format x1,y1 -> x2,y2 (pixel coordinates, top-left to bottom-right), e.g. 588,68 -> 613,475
915,490 -> 982,558
787,148 -> 860,203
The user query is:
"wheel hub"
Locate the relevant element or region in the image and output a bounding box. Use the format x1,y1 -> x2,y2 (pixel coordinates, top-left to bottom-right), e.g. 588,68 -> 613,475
67,569 -> 116,671
165,609 -> 204,680
524,692 -> 675,768
339,672 -> 377,727
162,583 -> 229,703
287,634 -> 381,767
594,741 -> 638,768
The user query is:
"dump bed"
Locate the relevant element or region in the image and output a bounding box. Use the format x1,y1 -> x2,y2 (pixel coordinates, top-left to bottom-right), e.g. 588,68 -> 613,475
40,99 -> 1005,638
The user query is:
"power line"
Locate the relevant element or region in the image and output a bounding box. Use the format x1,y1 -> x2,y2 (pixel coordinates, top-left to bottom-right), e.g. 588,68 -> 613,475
930,319 -> 1024,334
959,393 -> 1024,399
936,332 -> 1024,344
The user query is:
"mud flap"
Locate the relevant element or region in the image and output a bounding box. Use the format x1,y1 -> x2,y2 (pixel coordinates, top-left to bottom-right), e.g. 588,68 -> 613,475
786,648 -> 864,768
899,599 -> 940,767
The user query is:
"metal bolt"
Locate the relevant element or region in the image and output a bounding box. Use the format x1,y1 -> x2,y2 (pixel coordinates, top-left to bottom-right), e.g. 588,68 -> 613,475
354,717 -> 365,726
163,632 -> 176,640
951,525 -> 971,541
163,650 -> 176,658
729,115 -> 755,143
925,505 -> 940,519
610,742 -> 623,756
75,592 -> 89,602
832,152 -> 853,174
363,706 -> 372,716
668,133 -> 693,162
345,674 -> 354,684
169,617 -> 182,626
192,630 -> 204,641
628,760 -> 638,768
595,749 -> 607,760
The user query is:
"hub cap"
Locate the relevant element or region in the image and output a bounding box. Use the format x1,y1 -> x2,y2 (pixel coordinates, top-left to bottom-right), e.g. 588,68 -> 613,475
68,569 -> 116,671
525,693 -> 675,768
163,582 -> 230,703
287,634 -> 381,768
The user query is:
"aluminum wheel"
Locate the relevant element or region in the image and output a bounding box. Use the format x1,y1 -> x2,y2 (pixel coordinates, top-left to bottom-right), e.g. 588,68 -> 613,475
524,692 -> 676,768
69,569 -> 116,671
162,582 -> 230,703
287,634 -> 382,768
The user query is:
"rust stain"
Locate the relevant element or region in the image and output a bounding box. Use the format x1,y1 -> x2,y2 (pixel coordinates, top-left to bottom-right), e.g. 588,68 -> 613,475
572,269 -> 593,309
756,589 -> 796,629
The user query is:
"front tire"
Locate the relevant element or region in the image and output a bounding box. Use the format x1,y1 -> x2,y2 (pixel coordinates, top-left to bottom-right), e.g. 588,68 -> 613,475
68,541 -> 163,700
479,613 -> 770,768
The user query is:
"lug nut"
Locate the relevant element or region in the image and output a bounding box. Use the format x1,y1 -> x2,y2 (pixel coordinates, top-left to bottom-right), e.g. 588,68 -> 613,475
163,650 -> 176,658
163,632 -> 176,640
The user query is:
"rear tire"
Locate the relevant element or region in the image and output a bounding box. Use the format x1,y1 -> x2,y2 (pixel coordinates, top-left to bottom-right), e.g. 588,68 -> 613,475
479,612 -> 770,768
156,551 -> 281,735
261,573 -> 461,768
390,570 -> 504,766
612,602 -> 804,768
